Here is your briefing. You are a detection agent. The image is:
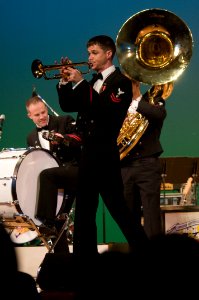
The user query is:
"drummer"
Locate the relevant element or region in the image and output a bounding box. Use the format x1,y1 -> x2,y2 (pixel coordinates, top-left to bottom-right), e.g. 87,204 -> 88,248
26,94 -> 82,252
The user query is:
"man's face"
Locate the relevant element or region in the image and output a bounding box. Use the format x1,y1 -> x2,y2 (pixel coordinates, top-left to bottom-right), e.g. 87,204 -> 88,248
88,44 -> 112,73
27,102 -> 48,128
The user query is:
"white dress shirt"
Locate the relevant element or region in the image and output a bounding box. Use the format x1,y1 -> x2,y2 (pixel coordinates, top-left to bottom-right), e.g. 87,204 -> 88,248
93,65 -> 116,93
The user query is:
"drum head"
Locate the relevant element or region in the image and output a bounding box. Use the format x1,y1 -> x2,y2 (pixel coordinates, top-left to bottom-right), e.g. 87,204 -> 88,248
10,228 -> 38,244
14,148 -> 61,226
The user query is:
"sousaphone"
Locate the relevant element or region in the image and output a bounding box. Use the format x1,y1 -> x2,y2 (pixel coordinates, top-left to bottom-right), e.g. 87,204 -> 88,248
116,8 -> 193,160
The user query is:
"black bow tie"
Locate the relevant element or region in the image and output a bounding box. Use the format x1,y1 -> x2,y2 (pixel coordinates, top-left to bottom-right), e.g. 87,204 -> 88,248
37,125 -> 49,132
92,73 -> 103,83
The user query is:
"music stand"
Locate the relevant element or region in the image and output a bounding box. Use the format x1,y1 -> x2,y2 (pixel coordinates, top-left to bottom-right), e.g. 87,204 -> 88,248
160,156 -> 199,205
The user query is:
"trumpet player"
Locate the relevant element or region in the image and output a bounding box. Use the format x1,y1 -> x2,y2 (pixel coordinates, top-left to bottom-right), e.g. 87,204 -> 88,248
56,35 -> 148,257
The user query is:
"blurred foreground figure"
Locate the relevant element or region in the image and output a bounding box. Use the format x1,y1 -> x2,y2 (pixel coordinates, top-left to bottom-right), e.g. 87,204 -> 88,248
0,222 -> 41,299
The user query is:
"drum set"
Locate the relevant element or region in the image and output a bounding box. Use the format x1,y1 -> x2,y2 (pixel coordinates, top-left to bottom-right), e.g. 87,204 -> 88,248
0,147 -> 74,251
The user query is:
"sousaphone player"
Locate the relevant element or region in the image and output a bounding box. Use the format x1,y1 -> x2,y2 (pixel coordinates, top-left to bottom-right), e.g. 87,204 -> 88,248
116,8 -> 193,239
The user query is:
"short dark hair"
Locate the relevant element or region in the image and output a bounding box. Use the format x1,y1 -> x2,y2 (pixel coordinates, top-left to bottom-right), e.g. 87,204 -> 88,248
87,35 -> 116,57
25,96 -> 46,113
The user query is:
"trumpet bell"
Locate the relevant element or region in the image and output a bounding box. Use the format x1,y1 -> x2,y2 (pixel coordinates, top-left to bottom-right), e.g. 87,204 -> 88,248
116,8 -> 193,85
31,59 -> 44,79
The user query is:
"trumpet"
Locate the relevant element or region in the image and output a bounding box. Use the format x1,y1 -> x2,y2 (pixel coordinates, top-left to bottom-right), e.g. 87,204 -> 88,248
31,59 -> 91,80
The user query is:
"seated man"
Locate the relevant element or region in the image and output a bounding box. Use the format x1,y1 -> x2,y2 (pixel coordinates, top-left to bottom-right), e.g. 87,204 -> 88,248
26,94 -> 81,252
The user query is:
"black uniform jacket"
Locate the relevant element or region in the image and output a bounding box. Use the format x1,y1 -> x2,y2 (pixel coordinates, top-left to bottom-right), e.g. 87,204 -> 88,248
27,114 -> 82,165
56,68 -> 132,152
120,95 -> 167,166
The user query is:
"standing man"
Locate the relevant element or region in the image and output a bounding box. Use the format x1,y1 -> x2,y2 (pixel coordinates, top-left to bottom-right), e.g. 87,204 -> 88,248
56,35 -> 148,257
26,95 -> 81,251
120,81 -> 168,239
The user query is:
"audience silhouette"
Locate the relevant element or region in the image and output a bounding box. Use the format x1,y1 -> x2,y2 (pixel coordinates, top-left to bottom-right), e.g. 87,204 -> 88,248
0,222 -> 41,299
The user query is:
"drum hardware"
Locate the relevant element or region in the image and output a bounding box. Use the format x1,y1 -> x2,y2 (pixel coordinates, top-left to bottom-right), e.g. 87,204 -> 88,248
0,155 -> 26,160
2,214 -> 51,250
47,217 -> 69,253
66,207 -> 75,244
40,204 -> 75,253
46,201 -> 75,253
39,94 -> 59,117
0,114 -> 5,141
1,177 -> 15,181
2,210 -> 73,251
32,85 -> 60,117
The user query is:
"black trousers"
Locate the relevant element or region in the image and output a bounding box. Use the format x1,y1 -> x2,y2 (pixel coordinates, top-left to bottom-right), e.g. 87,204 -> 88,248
35,163 -> 78,223
73,150 -> 148,256
121,157 -> 163,239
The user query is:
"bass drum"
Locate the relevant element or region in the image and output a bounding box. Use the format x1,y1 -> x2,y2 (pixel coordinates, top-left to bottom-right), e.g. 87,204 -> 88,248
0,148 -> 64,242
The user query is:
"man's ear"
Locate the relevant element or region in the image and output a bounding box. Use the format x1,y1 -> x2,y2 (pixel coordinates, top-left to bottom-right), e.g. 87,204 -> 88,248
106,50 -> 112,59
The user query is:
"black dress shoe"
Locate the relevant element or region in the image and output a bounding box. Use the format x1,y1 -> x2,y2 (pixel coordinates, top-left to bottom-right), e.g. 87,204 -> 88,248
38,224 -> 58,239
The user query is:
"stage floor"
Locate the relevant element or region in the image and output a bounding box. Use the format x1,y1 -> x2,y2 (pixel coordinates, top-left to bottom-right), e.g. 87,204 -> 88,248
15,244 -> 109,278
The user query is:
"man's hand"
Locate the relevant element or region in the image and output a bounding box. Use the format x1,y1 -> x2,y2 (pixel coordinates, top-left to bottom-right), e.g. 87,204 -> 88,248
132,80 -> 141,100
55,56 -> 71,82
42,131 -> 64,144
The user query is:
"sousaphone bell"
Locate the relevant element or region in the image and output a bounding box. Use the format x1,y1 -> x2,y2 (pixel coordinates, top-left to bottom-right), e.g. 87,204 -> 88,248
116,8 -> 193,160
